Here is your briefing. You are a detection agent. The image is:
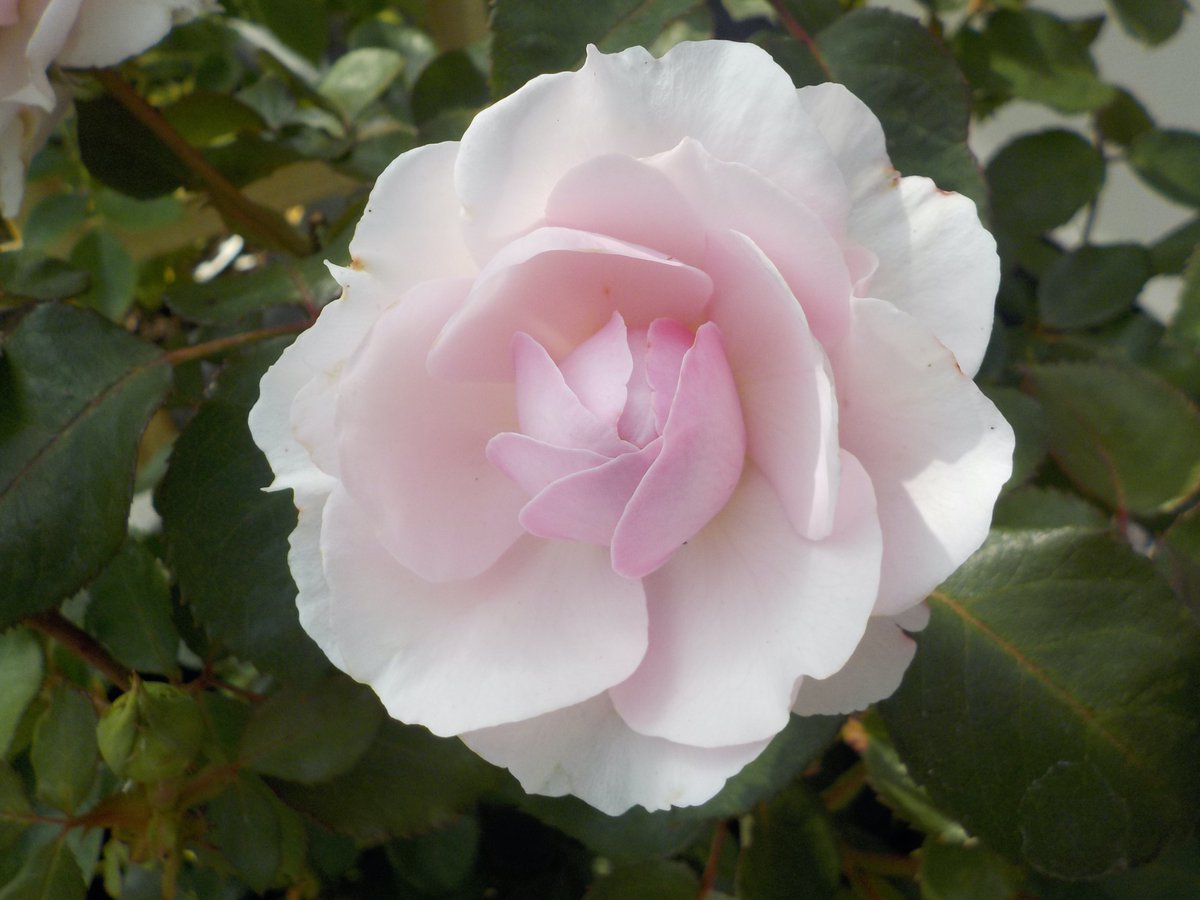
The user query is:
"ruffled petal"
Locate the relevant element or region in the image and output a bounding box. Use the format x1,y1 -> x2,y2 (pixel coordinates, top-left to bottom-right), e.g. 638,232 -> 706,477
335,278 -> 526,583
706,232 -> 840,540
609,455 -> 881,748
286,487 -> 345,672
798,83 -> 997,376
322,488 -> 649,735
457,41 -> 847,259
558,311 -> 632,426
831,297 -> 1014,615
791,605 -> 929,716
462,693 -> 769,815
428,226 -> 713,382
486,433 -> 608,497
611,323 -> 745,578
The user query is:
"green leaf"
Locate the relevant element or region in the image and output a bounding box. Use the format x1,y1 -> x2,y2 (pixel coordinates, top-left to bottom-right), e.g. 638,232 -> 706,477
1129,129 -> 1200,208
1149,216 -> 1200,275
85,540 -> 180,677
96,680 -> 204,782
0,251 -> 89,301
239,676 -> 383,784
1025,362 -> 1200,514
588,860 -> 699,899
0,763 -> 32,852
1103,0 -> 1188,46
76,96 -> 187,200
1161,504 -> 1200,612
31,685 -> 98,814
776,0 -> 843,32
881,528 -> 1200,878
157,342 -> 330,683
411,50 -> 489,125
318,48 -> 406,121
987,130 -> 1105,235
983,10 -> 1115,113
992,486 -> 1108,531
69,230 -> 138,322
981,387 -> 1047,490
0,304 -> 171,627
1038,244 -> 1152,330
736,781 -> 841,899
386,815 -> 480,895
0,836 -> 85,900
1170,249 -> 1200,348
205,772 -> 283,893
271,719 -> 501,843
1094,88 -> 1154,148
0,629 -> 43,757
490,0 -> 704,98
161,91 -> 267,146
818,9 -> 987,207
919,838 -> 1023,900
21,194 -> 89,252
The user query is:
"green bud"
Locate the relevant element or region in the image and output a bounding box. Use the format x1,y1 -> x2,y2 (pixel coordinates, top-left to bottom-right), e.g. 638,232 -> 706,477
97,679 -> 205,783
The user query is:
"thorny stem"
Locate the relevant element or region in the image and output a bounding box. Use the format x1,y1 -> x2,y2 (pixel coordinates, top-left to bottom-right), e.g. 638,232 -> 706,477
92,68 -> 310,257
767,0 -> 831,77
697,819 -> 729,899
26,609 -> 132,691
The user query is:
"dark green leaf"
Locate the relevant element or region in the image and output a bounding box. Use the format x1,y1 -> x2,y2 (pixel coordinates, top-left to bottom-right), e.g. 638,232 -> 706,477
272,719 -> 501,843
987,130 -> 1105,235
1170,249 -> 1200,347
1129,129 -> 1200,208
1161,504 -> 1200,613
0,304 -> 171,627
1149,216 -> 1200,275
85,540 -> 180,677
0,629 -> 43,757
736,781 -> 841,899
411,51 -> 489,125
253,0 -> 328,62
239,676 -> 383,784
983,10 -> 1114,113
490,0 -> 704,98
919,838 -> 1023,900
992,486 -> 1108,531
1094,88 -> 1154,148
0,251 -> 89,301
162,91 -> 266,146
0,763 -> 32,852
318,48 -> 406,121
587,860 -> 699,899
776,0 -> 843,33
1025,362 -> 1200,514
69,230 -> 138,322
982,387 -> 1047,490
205,772 -> 283,893
386,815 -> 480,895
157,341 -> 329,683
881,528 -> 1200,878
31,685 -> 97,813
753,32 -> 826,89
76,96 -> 187,199
1103,0 -> 1188,46
21,194 -> 88,251
819,8 -> 987,207
0,836 -> 85,900
1038,244 -> 1152,330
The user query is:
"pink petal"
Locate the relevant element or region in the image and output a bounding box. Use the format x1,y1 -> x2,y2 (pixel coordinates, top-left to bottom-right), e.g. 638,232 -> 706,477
558,311 -> 632,427
486,433 -> 609,497
545,153 -> 707,267
519,441 -> 662,546
706,232 -> 840,540
830,298 -> 1014,615
428,227 -> 712,382
645,318 -> 693,434
609,455 -> 882,748
791,607 -> 929,716
334,278 -> 526,583
456,41 -> 847,260
648,138 -> 853,347
322,488 -> 649,735
798,83 -> 997,376
462,693 -> 770,815
611,323 -> 746,578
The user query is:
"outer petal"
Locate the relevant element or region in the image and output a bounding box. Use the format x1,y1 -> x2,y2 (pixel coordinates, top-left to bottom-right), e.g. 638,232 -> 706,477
462,693 -> 770,815
609,455 -> 882,748
798,83 -> 997,376
2,0 -> 79,108
322,488 -> 649,736
57,0 -> 207,68
428,227 -> 712,382
335,278 -> 526,584
790,605 -> 929,716
286,488 -> 345,672
250,142 -> 474,494
706,232 -> 840,540
457,41 -> 847,259
831,297 -> 1014,615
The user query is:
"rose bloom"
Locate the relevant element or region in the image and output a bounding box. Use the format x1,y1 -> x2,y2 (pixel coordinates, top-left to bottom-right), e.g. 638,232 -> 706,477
250,41 -> 1014,815
0,0 -> 212,217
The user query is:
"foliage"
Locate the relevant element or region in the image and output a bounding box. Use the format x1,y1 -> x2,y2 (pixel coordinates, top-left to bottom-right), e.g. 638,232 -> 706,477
1,0 -> 1198,897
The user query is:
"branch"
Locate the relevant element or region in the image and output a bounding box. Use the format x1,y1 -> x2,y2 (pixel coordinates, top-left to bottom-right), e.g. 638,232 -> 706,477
26,609 -> 132,691
159,320 -> 309,367
767,0 -> 832,78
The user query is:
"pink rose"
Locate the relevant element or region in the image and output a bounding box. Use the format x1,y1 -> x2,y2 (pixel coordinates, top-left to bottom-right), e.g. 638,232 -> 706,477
0,0 -> 214,217
250,41 -> 1013,815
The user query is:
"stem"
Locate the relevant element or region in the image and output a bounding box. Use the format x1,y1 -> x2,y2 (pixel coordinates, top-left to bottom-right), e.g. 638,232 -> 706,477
26,610 -> 132,691
767,0 -> 831,77
92,68 -> 310,257
842,845 -> 920,880
821,761 -> 868,812
697,820 -> 728,900
160,320 -> 308,367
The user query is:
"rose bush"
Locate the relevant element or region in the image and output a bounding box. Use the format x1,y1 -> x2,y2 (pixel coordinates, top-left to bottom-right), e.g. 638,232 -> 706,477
0,0 -> 211,217
250,41 -> 1014,815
